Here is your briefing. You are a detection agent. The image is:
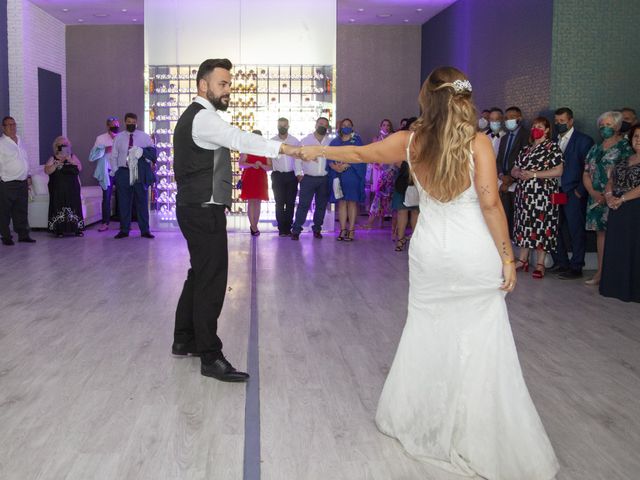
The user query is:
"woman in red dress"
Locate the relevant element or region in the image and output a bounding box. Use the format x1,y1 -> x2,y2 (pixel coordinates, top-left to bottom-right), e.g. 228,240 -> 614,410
239,130 -> 271,235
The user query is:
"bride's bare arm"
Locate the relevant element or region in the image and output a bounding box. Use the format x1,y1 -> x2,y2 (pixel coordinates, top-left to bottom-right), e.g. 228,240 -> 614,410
473,134 -> 516,291
301,131 -> 410,164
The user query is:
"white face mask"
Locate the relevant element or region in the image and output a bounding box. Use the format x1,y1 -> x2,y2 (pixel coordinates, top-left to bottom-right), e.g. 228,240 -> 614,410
478,118 -> 489,130
505,119 -> 519,131
490,121 -> 502,133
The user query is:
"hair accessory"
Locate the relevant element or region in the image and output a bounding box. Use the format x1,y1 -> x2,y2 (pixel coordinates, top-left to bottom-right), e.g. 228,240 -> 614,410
439,79 -> 472,93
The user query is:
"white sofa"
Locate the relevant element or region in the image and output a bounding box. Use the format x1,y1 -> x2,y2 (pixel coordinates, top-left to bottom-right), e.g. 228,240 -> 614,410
28,173 -> 113,229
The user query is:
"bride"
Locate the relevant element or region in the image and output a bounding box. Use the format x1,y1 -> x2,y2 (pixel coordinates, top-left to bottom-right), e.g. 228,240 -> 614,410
299,66 -> 559,479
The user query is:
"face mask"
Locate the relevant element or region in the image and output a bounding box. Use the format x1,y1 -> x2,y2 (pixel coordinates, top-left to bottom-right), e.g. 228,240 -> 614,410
278,126 -> 288,136
478,118 -> 488,130
531,127 -> 545,140
489,121 -> 501,133
340,127 -> 353,136
505,119 -> 519,131
316,126 -> 327,136
126,124 -> 136,133
620,121 -> 631,133
555,123 -> 569,135
109,125 -> 120,134
599,126 -> 615,139
58,145 -> 70,156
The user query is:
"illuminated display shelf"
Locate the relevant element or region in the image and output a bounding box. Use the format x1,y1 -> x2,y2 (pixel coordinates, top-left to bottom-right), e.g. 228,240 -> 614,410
146,64 -> 334,221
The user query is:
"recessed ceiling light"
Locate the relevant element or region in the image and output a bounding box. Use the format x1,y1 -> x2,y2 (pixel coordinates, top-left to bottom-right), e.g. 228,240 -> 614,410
416,8 -> 423,12
77,19 -> 84,22
357,8 -> 364,12
132,18 -> 138,22
62,8 -> 69,12
377,13 -> 392,18
403,19 -> 410,23
121,8 -> 127,12
349,18 -> 356,23
93,13 -> 109,18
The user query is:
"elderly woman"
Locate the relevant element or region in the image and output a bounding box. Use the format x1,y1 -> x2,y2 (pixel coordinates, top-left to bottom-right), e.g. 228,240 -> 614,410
599,125 -> 640,302
511,117 -> 564,278
583,111 -> 634,285
44,136 -> 84,237
327,118 -> 365,241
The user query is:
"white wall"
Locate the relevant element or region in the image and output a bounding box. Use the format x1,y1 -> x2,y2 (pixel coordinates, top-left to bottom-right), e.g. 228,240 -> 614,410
7,0 -> 66,170
144,0 -> 336,65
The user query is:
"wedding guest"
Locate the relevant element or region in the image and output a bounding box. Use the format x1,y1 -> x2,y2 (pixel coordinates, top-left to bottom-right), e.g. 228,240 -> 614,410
270,118 -> 300,236
327,119 -> 365,241
0,116 -> 35,245
600,124 -> 640,302
391,160 -> 419,251
478,109 -> 491,133
620,107 -> 637,137
512,117 -> 564,278
44,136 -> 84,237
550,107 -> 594,279
583,111 -> 634,285
90,116 -> 119,232
239,130 -> 270,236
367,119 -> 394,216
487,107 -> 505,155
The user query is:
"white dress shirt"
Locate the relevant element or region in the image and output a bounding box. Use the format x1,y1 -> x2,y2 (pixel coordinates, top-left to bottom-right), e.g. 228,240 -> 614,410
558,126 -> 574,153
192,96 -> 281,157
296,133 -> 331,176
110,129 -> 154,173
270,133 -> 300,172
0,134 -> 29,181
94,132 -> 115,149
487,130 -> 506,155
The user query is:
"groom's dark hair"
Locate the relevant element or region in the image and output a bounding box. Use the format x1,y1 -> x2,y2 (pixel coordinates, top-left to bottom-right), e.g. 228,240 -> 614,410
196,58 -> 233,84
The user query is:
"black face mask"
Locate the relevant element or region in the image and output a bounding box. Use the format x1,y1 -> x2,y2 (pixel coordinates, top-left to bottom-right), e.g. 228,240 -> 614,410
316,126 -> 327,136
620,121 -> 631,133
126,124 -> 136,133
278,127 -> 288,136
109,126 -> 120,134
555,123 -> 569,135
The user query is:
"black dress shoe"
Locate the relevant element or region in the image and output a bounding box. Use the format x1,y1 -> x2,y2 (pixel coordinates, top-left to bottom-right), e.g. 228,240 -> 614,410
171,342 -> 200,357
547,264 -> 569,274
18,236 -> 36,243
558,269 -> 583,280
291,232 -> 300,240
141,232 -> 155,239
201,355 -> 249,382
313,231 -> 323,239
114,231 -> 129,239
278,231 -> 290,237
2,238 -> 15,246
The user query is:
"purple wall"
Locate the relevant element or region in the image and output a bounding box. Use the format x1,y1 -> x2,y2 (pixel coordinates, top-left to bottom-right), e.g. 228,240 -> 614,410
421,0 -> 554,121
0,0 -> 9,118
66,25 -> 144,186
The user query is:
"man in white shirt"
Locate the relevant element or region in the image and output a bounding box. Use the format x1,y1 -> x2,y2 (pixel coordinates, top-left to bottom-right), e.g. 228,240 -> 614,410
92,116 -> 119,232
270,117 -> 300,236
171,58 -> 300,382
291,117 -> 332,240
110,112 -> 155,239
0,116 -> 35,245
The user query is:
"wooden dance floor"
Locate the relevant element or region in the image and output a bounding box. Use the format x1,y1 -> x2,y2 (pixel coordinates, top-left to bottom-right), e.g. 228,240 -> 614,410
1,226 -> 639,480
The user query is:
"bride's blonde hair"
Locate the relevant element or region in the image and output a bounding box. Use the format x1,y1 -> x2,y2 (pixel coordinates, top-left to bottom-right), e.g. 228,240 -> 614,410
411,66 -> 477,202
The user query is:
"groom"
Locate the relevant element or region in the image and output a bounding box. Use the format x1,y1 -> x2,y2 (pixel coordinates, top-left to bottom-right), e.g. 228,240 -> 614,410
172,58 -> 300,382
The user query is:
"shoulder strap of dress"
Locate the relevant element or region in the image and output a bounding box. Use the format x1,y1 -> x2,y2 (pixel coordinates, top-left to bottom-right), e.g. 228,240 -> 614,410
406,131 -> 415,166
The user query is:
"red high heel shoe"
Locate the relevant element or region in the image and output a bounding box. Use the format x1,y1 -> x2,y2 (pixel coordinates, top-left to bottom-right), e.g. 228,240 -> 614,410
532,263 -> 545,279
515,259 -> 529,272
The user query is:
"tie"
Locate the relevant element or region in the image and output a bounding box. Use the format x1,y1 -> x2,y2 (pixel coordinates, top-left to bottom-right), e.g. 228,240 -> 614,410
503,132 -> 514,174
128,133 -> 134,148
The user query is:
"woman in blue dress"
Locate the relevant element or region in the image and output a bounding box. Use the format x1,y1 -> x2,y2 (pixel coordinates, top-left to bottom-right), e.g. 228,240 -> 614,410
327,119 -> 366,241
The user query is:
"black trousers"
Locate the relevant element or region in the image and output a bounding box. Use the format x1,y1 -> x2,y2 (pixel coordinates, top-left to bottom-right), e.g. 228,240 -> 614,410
101,184 -> 113,224
0,179 -> 30,240
271,171 -> 298,234
115,168 -> 150,234
500,190 -> 515,239
552,189 -> 587,271
174,204 -> 228,355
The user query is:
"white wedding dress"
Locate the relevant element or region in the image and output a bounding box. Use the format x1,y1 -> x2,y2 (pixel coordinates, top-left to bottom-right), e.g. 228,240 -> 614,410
375,134 -> 559,480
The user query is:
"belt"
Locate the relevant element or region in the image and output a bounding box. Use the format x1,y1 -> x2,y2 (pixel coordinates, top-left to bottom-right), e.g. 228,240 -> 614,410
177,202 -> 225,208
303,174 -> 327,178
272,170 -> 295,174
1,179 -> 27,184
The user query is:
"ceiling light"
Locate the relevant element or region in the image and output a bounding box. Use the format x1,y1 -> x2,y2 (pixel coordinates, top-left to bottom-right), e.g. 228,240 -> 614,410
403,19 -> 409,23
377,13 -> 392,18
357,8 -> 364,12
62,8 -> 69,12
77,19 -> 84,22
132,18 -> 138,22
121,8 -> 127,12
93,13 -> 109,18
416,8 -> 423,12
349,18 -> 356,23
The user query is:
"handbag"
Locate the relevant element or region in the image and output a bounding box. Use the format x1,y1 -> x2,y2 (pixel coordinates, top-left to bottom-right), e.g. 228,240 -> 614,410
550,192 -> 568,205
333,177 -> 344,200
403,185 -> 420,207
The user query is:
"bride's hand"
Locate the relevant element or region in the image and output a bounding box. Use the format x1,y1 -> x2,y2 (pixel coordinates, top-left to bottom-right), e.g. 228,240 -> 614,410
300,146 -> 322,161
501,263 -> 517,292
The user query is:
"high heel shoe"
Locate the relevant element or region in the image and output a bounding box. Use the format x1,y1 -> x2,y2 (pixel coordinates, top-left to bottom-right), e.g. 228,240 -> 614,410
250,227 -> 260,236
532,263 -> 545,279
344,229 -> 355,242
337,229 -> 348,241
395,237 -> 408,251
515,259 -> 529,272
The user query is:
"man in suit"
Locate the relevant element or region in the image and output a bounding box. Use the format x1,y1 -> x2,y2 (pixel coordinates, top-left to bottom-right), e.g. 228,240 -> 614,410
550,107 -> 594,279
172,58 -> 300,382
496,106 -> 528,237
486,107 -> 505,155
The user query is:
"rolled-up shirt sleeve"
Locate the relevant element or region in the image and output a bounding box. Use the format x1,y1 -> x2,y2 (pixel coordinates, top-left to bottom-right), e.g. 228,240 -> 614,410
193,107 -> 281,158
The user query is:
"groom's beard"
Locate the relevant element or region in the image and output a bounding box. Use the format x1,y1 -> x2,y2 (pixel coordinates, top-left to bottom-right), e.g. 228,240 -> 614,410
206,89 -> 230,111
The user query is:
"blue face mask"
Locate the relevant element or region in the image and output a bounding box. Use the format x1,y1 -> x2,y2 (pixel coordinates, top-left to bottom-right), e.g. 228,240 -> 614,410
340,127 -> 353,136
490,121 -> 502,133
505,119 -> 519,131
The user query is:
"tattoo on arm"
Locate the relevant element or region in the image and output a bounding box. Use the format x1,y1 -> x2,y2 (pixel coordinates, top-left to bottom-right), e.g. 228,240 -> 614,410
501,241 -> 509,257
480,185 -> 491,195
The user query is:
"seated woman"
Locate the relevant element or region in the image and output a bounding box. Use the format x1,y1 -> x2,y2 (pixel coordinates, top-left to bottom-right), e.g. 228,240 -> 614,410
600,124 -> 640,302
44,136 -> 84,237
327,118 -> 365,241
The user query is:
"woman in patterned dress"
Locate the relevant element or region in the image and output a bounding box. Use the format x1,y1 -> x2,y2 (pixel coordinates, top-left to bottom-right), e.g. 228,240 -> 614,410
583,111 -> 634,285
511,117 -> 563,278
